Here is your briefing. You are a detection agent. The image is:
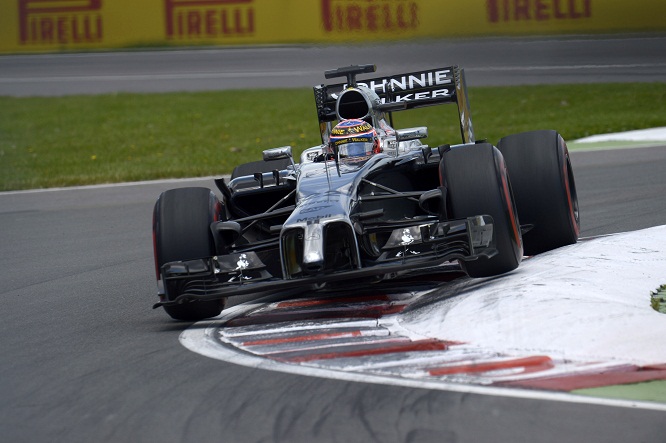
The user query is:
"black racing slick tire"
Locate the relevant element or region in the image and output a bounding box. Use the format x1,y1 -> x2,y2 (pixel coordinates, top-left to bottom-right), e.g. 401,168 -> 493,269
497,130 -> 580,256
440,143 -> 523,278
153,187 -> 225,321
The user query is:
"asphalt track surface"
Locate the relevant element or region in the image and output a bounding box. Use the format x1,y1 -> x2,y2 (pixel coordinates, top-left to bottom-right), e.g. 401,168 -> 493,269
1,34 -> 666,96
2,146 -> 666,443
2,36 -> 666,442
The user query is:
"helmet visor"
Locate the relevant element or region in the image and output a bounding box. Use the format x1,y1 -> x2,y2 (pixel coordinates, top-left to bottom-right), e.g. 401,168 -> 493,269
339,141 -> 374,158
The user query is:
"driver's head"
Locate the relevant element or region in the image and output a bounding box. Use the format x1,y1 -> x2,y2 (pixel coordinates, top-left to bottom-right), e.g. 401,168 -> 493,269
329,119 -> 380,161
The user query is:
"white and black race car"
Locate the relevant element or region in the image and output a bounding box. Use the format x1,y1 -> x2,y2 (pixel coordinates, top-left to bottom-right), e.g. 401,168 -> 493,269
152,64 -> 580,321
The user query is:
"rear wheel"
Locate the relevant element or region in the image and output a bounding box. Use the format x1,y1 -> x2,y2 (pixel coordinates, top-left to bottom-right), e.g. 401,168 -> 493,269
440,143 -> 523,277
497,130 -> 580,255
153,187 -> 225,321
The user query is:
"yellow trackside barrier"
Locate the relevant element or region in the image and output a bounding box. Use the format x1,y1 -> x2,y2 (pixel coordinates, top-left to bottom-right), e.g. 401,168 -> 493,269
1,0 -> 665,54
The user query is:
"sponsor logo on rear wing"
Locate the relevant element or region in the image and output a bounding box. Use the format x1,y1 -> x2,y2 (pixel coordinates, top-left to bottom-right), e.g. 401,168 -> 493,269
321,67 -> 458,106
314,66 -> 474,145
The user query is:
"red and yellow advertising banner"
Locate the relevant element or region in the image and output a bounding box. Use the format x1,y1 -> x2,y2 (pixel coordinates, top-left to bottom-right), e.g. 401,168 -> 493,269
15,0 -> 104,46
163,0 -> 256,41
1,0 -> 665,53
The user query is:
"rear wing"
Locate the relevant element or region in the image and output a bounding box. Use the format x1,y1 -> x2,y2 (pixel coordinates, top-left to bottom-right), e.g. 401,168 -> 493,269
313,65 -> 475,144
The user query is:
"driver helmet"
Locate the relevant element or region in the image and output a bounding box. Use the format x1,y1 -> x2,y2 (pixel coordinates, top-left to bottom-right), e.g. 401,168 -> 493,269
329,119 -> 380,161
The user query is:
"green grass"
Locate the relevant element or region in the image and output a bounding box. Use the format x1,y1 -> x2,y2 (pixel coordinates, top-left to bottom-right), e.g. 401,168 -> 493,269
651,285 -> 666,314
574,380 -> 666,404
1,83 -> 665,191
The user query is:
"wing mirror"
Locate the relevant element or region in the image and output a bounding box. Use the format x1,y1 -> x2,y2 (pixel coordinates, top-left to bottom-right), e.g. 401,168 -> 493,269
263,145 -> 296,170
396,127 -> 428,142
263,146 -> 292,161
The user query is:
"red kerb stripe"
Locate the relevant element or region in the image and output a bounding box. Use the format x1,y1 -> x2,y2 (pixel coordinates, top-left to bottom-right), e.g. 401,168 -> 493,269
280,339 -> 451,363
275,294 -> 391,308
242,330 -> 363,346
429,355 -> 554,377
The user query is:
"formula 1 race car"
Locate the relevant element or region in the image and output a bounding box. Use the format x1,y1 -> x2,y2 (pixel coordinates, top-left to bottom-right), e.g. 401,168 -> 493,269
152,64 -> 580,321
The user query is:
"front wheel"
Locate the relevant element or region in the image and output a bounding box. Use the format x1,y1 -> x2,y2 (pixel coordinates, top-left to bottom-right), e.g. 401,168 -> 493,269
440,143 -> 523,278
497,130 -> 580,256
153,187 -> 225,321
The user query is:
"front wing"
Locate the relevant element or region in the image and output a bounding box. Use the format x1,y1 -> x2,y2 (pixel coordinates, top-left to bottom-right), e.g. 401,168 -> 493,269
153,215 -> 496,309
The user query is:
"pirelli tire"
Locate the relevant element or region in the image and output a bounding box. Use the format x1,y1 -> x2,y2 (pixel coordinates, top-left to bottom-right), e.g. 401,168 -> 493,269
440,143 -> 523,278
497,130 -> 580,256
153,187 -> 225,321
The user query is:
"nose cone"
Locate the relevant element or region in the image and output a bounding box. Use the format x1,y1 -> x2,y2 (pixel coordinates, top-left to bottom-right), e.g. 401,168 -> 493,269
302,223 -> 325,274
